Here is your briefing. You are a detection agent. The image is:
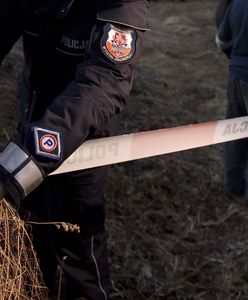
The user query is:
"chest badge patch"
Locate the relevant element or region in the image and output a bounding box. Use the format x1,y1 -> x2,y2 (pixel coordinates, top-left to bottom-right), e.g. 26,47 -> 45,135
101,23 -> 137,63
33,127 -> 61,160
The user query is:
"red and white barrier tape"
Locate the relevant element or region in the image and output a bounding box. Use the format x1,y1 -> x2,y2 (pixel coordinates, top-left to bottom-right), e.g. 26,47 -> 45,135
51,116 -> 248,175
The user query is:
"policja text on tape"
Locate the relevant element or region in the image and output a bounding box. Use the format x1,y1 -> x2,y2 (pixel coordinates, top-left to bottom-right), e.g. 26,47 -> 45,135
51,116 -> 248,175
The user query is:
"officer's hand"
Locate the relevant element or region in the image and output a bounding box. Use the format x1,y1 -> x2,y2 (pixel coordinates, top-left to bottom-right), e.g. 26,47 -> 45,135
0,180 -> 6,200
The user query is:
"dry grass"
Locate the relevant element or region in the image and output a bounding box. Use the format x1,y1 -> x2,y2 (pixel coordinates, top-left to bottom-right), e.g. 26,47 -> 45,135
0,199 -> 49,299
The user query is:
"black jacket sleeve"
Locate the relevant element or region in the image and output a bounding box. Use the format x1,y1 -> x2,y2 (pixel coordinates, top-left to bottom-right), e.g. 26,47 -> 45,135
14,1 -> 149,176
0,0 -> 149,202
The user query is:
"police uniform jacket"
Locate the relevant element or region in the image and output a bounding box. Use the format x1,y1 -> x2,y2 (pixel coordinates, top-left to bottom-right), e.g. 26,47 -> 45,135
0,0 -> 149,201
216,0 -> 248,82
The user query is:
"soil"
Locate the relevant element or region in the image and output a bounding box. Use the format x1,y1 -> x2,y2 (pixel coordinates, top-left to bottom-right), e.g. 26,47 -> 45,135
1,0 -> 248,299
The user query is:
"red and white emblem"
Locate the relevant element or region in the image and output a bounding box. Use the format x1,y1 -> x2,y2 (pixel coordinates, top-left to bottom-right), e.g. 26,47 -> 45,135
40,134 -> 57,152
101,24 -> 137,63
33,127 -> 61,160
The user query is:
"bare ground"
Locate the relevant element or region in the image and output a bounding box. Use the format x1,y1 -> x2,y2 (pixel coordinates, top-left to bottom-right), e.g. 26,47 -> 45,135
1,1 -> 248,299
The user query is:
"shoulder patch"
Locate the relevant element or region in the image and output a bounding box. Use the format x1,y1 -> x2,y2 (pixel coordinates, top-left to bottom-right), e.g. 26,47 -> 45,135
33,127 -> 61,160
101,23 -> 137,63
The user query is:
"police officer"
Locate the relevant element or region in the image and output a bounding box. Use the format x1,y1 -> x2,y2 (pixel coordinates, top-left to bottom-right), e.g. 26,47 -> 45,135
215,0 -> 248,204
0,0 -> 149,299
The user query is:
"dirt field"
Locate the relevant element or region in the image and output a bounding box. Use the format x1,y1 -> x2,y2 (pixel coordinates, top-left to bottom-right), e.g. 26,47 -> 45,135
1,0 -> 248,299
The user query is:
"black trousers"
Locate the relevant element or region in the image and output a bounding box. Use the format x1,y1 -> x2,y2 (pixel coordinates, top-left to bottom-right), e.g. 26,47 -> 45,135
224,77 -> 248,202
19,167 -> 110,300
